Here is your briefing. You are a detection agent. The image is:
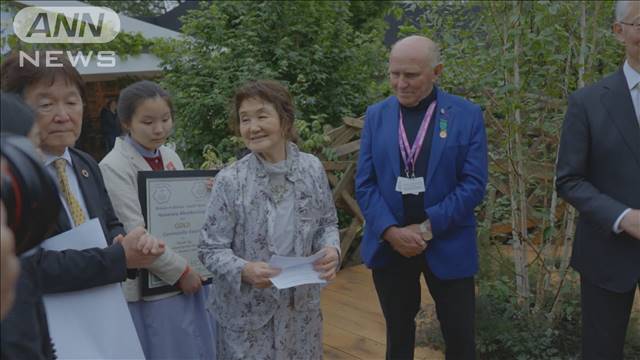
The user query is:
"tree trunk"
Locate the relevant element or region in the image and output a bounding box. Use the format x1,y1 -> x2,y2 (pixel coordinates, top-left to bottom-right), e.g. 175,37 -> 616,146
508,0 -> 530,308
551,1 -> 587,319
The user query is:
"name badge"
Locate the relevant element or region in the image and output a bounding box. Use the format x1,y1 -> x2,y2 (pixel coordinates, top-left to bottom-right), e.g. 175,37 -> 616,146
395,176 -> 425,195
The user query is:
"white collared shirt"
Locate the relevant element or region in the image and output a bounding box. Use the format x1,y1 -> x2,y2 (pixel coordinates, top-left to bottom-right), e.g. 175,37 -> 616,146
623,60 -> 640,123
43,147 -> 90,227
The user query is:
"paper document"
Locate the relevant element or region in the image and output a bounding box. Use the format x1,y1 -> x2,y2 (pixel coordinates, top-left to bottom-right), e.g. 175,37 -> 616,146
268,252 -> 326,289
40,218 -> 145,360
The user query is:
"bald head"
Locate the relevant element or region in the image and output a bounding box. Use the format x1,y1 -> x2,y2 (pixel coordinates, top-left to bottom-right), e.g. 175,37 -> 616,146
388,35 -> 443,107
390,36 -> 441,69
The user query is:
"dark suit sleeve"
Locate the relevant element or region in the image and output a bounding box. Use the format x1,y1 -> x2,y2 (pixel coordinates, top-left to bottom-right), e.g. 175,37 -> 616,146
33,244 -> 127,294
100,178 -> 126,242
556,93 -> 628,231
355,107 -> 399,240
425,105 -> 488,235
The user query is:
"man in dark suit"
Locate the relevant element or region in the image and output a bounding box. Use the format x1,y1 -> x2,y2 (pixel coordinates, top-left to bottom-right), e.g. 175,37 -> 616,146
556,1 -> 640,358
0,54 -> 165,358
356,35 -> 488,360
100,98 -> 120,152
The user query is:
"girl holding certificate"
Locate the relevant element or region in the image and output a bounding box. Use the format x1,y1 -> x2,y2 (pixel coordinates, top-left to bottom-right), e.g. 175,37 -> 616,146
99,80 -> 216,359
198,80 -> 340,359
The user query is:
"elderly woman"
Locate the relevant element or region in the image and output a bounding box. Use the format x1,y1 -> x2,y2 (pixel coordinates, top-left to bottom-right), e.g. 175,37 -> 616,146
198,80 -> 340,359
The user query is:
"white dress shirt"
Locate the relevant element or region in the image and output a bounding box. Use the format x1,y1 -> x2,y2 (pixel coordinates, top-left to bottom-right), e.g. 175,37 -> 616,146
43,147 -> 90,227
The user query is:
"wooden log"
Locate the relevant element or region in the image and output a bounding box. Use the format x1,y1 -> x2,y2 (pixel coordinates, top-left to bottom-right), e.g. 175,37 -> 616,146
326,125 -> 347,139
490,217 -> 539,236
343,116 -> 364,129
332,140 -> 360,158
340,218 -> 362,257
327,173 -> 339,187
331,127 -> 357,147
332,163 -> 357,200
490,177 -> 510,196
322,161 -> 353,171
340,192 -> 364,224
335,196 -> 346,210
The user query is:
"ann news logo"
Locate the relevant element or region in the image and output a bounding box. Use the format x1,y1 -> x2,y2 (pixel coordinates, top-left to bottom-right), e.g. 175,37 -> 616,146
12,6 -> 120,67
14,6 -> 120,43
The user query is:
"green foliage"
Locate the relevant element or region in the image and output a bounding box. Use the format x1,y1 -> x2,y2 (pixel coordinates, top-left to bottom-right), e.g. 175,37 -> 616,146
420,273 -> 639,359
626,315 -> 640,358
474,278 -> 582,360
155,1 -> 389,166
346,1 -> 393,32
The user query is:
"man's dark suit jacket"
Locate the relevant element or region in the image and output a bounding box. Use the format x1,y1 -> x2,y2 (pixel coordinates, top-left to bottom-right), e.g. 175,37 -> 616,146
1,147 -> 128,359
556,68 -> 640,293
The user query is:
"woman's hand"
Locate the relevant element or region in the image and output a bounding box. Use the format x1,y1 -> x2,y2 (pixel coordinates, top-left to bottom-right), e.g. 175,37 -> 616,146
177,266 -> 203,294
313,247 -> 340,281
241,262 -> 281,289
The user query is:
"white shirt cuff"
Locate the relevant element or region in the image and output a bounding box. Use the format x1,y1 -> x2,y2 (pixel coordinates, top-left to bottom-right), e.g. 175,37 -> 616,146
613,208 -> 631,234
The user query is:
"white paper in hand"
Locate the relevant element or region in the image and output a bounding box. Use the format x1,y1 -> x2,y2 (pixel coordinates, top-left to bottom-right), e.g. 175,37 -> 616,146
40,218 -> 144,360
268,252 -> 326,289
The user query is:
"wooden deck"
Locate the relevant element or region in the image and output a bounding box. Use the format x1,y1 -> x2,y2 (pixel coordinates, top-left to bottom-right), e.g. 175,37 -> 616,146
321,265 -> 444,360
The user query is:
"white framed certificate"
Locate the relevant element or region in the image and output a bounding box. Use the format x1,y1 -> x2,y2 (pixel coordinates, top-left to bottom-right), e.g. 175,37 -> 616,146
137,170 -> 217,296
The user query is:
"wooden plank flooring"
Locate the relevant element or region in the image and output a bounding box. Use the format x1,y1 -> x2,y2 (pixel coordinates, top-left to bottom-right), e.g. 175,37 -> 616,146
321,265 -> 444,360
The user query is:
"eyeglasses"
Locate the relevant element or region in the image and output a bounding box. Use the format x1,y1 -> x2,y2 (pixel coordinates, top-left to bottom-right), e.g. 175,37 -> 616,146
619,21 -> 640,30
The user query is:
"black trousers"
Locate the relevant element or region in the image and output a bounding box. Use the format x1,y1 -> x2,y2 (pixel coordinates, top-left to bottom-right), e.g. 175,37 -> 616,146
372,255 -> 476,360
581,276 -> 639,360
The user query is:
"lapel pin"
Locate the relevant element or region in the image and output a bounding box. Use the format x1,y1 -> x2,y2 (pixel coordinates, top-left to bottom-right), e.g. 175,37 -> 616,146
439,118 -> 448,138
439,119 -> 447,128
81,169 -> 89,178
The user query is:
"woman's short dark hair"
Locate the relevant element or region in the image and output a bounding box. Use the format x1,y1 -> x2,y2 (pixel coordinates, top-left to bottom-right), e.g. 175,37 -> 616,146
230,80 -> 298,142
118,80 -> 173,129
0,51 -> 86,100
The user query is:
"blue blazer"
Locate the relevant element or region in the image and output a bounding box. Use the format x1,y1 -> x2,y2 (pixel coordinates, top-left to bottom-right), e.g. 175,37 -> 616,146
355,88 -> 488,279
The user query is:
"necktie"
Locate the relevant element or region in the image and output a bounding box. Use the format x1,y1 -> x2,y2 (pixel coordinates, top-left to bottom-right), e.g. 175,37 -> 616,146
54,159 -> 86,226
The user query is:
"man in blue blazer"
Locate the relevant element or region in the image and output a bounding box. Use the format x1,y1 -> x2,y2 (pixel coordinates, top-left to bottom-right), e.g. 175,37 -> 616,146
356,35 -> 488,360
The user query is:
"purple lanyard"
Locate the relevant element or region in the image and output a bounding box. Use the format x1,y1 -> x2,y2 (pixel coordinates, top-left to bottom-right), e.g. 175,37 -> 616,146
398,101 -> 437,177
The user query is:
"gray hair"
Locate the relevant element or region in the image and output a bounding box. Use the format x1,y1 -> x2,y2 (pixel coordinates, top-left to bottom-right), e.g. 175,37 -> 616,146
615,0 -> 634,22
426,42 -> 442,69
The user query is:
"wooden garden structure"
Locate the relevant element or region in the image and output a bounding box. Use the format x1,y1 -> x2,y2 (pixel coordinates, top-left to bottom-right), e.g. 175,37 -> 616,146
321,116 -> 365,265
